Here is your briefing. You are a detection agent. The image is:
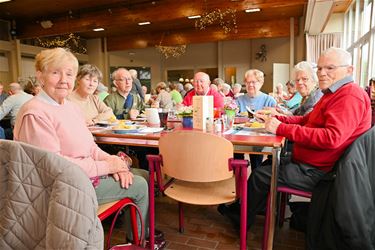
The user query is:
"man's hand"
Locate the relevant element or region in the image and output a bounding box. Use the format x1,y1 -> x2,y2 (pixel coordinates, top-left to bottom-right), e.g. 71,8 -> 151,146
113,171 -> 134,189
264,117 -> 282,134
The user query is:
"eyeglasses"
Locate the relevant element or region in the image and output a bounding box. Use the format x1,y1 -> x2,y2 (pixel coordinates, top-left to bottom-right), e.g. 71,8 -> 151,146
115,77 -> 132,82
315,65 -> 349,73
245,81 -> 259,85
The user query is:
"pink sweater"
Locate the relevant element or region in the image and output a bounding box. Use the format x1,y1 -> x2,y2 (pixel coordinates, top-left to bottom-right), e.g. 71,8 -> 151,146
13,97 -> 110,178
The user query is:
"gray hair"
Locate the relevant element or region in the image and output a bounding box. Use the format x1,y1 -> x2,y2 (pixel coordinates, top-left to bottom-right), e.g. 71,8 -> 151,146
222,83 -> 231,91
292,61 -> 318,83
320,47 -> 352,65
111,68 -> 128,80
9,82 -> 22,92
212,78 -> 225,86
244,69 -> 264,84
233,83 -> 242,90
128,69 -> 138,78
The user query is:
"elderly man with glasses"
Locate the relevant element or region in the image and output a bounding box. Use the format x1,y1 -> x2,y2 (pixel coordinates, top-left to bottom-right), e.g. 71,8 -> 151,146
104,68 -> 144,119
219,47 -> 372,233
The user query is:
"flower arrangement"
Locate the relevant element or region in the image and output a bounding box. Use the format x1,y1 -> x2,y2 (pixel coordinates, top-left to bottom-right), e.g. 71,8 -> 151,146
224,99 -> 238,111
176,106 -> 193,117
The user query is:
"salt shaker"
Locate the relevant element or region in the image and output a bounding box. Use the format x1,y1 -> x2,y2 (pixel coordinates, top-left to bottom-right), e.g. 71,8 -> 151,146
205,117 -> 213,132
215,119 -> 222,133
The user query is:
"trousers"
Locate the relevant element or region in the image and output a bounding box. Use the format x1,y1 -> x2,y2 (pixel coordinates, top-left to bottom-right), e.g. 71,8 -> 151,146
247,157 -> 326,228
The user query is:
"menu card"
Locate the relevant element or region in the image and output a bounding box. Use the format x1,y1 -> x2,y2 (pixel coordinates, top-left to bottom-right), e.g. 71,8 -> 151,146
193,96 -> 213,130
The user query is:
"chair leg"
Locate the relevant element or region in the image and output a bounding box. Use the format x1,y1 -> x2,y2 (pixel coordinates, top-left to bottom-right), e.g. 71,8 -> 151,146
178,202 -> 184,233
278,193 -> 287,228
262,193 -> 271,250
130,206 -> 139,245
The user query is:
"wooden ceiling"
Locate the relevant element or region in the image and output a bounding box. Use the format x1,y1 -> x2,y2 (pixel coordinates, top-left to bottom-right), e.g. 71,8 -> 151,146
0,0 -> 351,51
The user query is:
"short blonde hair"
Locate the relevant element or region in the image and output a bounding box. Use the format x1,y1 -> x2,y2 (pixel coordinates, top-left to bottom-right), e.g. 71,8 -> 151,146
35,48 -> 79,74
244,69 -> 264,84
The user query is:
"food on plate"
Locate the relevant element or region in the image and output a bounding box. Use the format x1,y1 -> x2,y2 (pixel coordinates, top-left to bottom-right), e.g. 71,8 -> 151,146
112,124 -> 136,130
244,121 -> 265,128
108,115 -> 117,123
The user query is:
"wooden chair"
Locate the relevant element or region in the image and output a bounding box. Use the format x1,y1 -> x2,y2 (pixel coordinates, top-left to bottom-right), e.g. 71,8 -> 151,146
147,130 -> 249,250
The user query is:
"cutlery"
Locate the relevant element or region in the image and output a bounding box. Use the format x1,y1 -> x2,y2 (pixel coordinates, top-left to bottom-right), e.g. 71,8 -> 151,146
246,106 -> 255,115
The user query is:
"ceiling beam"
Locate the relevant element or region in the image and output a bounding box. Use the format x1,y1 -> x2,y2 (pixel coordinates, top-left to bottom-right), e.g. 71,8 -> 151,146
106,18 -> 298,51
15,0 -> 305,39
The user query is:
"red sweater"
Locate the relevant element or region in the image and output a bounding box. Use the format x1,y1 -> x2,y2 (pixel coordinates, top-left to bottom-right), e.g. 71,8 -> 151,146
182,88 -> 224,108
276,82 -> 371,172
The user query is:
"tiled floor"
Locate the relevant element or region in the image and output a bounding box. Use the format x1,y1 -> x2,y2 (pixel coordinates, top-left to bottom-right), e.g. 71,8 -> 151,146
103,196 -> 305,250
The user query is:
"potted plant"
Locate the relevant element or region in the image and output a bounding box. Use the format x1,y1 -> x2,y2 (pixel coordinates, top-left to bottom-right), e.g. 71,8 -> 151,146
223,100 -> 238,129
177,106 -> 193,128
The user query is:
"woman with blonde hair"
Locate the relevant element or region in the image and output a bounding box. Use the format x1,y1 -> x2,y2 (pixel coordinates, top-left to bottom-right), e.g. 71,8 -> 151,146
13,48 -> 164,248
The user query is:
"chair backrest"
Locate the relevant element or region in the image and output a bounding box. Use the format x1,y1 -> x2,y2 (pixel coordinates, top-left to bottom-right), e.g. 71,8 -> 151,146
159,130 -> 233,182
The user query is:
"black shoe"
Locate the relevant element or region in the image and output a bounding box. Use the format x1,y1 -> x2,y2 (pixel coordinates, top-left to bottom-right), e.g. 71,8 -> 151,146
217,204 -> 241,231
145,238 -> 166,250
147,229 -> 164,241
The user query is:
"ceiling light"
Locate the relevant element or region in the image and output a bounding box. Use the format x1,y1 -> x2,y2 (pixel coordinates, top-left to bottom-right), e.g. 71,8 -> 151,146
188,15 -> 201,19
138,21 -> 151,26
40,20 -> 53,29
93,28 -> 105,32
0,0 -> 12,3
245,8 -> 261,13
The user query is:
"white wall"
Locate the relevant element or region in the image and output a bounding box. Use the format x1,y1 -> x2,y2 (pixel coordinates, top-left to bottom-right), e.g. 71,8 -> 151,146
323,13 -> 345,33
109,36 -> 299,93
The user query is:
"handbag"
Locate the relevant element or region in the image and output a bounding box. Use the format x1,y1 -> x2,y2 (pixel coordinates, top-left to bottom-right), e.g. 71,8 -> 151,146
108,202 -> 146,250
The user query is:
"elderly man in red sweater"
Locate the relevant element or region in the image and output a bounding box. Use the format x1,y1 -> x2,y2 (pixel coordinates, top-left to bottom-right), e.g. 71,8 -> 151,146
218,47 -> 372,230
182,72 -> 224,108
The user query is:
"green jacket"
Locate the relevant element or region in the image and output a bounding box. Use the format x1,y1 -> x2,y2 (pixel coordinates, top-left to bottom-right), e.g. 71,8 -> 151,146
104,91 -> 144,119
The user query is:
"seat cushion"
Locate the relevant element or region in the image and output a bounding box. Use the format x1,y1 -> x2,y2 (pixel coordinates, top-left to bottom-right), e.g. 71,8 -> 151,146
164,177 -> 236,205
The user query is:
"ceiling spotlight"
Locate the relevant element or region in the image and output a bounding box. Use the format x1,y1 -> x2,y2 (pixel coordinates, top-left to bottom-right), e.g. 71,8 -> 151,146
138,21 -> 151,26
0,0 -> 12,3
188,15 -> 201,19
40,20 -> 53,29
93,28 -> 105,32
245,8 -> 261,13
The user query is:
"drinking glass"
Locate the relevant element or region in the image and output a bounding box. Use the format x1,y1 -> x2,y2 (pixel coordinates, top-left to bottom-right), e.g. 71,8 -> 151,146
158,111 -> 169,129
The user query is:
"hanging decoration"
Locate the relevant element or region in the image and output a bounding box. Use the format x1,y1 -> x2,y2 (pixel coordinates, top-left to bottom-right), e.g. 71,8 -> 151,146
155,33 -> 186,59
36,33 -> 87,54
195,8 -> 238,34
156,44 -> 186,59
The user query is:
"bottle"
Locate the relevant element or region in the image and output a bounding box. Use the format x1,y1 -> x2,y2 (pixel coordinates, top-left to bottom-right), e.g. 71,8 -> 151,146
205,117 -> 213,133
215,118 -> 222,133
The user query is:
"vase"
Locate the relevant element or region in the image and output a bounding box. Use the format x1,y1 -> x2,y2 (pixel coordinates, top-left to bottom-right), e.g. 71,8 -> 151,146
182,116 -> 193,128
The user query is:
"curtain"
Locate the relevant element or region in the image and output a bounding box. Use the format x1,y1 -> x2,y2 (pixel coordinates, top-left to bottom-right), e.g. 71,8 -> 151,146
306,33 -> 343,64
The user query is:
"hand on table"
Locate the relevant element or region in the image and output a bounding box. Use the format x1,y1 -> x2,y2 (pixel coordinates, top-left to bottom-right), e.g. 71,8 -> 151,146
264,117 -> 281,134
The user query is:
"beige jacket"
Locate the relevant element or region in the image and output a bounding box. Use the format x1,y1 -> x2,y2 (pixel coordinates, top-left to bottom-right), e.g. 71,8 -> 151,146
0,140 -> 103,249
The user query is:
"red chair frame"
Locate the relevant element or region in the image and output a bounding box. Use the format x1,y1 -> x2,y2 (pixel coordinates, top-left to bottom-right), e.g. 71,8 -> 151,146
262,186 -> 312,250
98,198 -> 140,247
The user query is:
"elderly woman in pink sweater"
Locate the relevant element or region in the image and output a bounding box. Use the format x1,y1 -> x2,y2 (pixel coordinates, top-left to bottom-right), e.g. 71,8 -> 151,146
13,48 -> 154,245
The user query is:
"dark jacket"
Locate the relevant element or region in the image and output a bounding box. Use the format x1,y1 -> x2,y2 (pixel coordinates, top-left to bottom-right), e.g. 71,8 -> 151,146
306,126 -> 375,250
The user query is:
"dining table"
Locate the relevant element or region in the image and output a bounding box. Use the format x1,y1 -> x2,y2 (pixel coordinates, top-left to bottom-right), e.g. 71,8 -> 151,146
91,119 -> 285,250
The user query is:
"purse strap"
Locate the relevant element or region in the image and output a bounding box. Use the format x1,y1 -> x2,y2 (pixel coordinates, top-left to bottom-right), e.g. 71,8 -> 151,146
107,201 -> 145,249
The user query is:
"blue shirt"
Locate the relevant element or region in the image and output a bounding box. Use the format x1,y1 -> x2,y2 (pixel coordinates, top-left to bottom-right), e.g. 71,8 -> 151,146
236,92 -> 277,112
